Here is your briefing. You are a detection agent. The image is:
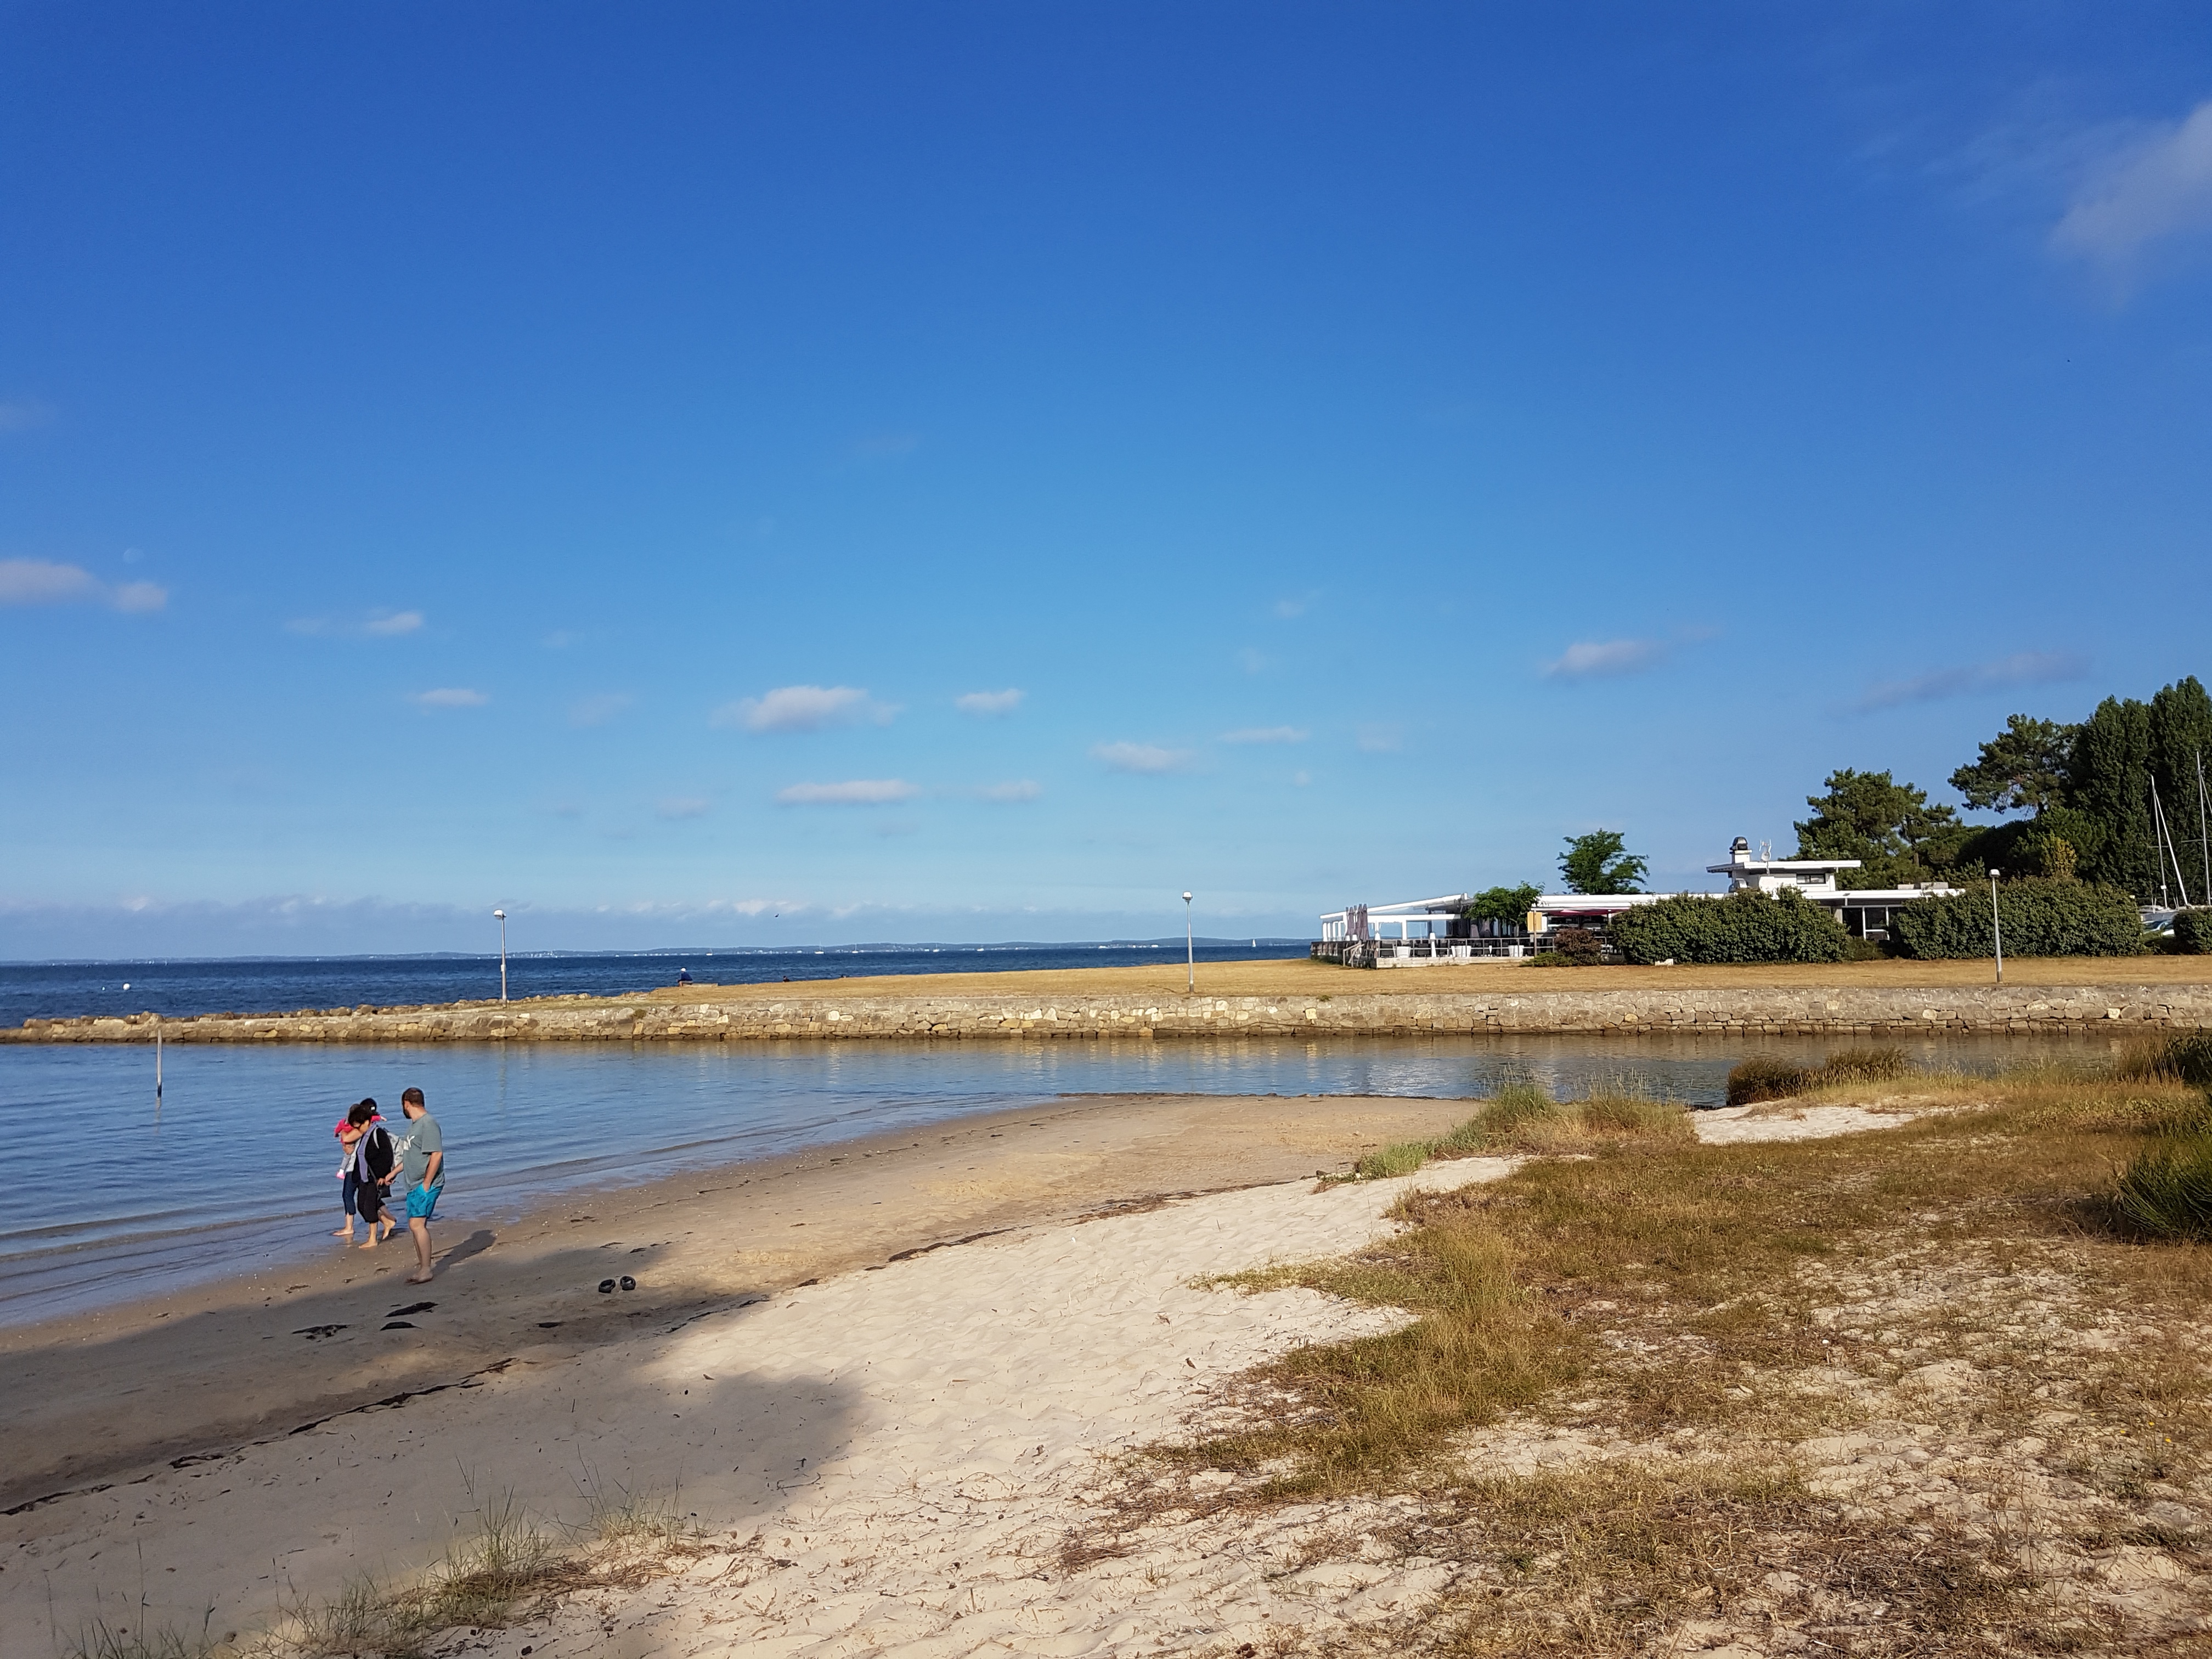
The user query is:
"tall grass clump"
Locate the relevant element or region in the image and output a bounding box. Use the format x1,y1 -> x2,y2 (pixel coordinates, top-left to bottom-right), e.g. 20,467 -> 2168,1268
1350,1081 -> 1686,1177
2113,1133 -> 2212,1242
1725,1056 -> 1809,1107
1725,1047 -> 1909,1106
1353,1141 -> 1435,1179
2113,1031 -> 2212,1088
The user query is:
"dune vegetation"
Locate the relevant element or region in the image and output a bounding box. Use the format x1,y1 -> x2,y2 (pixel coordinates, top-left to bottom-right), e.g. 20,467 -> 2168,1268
1127,1040 -> 2212,1653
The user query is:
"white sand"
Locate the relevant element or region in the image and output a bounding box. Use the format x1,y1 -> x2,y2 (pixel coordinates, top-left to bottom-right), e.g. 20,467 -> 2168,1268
1691,1099 -> 1938,1145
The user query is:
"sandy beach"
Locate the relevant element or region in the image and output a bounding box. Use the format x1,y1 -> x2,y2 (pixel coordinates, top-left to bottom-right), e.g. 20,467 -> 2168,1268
4,1084 -> 2002,1657
3,1091 -> 1490,1639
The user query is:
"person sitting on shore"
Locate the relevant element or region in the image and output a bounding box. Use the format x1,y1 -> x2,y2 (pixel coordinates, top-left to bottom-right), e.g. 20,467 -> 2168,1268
391,1086 -> 444,1284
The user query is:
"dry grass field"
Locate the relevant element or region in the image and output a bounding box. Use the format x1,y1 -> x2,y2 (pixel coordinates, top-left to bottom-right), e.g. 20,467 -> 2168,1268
626,953 -> 2212,1006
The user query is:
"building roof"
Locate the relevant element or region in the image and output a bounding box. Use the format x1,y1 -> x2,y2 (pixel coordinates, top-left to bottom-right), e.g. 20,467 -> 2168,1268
1707,856 -> 1861,876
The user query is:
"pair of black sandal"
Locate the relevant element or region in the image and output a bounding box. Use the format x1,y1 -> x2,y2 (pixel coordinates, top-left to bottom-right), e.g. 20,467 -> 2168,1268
597,1274 -> 637,1294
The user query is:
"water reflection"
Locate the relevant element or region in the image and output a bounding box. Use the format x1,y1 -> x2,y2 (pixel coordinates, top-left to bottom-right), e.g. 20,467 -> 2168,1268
0,1030 -> 2117,1324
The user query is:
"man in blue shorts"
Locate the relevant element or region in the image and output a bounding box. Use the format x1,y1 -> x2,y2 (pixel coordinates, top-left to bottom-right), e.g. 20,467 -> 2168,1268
392,1086 -> 445,1284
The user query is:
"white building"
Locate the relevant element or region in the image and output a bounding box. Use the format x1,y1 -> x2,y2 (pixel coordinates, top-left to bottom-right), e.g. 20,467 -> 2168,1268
1317,836 -> 1959,965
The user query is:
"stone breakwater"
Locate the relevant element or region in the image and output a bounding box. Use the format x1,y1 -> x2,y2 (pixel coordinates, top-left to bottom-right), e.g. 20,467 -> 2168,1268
7,981 -> 2212,1043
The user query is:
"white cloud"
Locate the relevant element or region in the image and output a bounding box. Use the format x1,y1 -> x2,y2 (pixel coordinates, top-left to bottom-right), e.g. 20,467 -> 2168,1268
656,796 -> 712,820
1544,638 -> 1662,679
1356,723 -> 1403,753
977,780 -> 1041,802
1272,593 -> 1315,620
1237,647 -> 1270,674
0,558 -> 165,612
714,684 -> 894,733
776,778 -> 920,805
1221,725 -> 1308,744
0,398 -> 55,434
410,687 -> 489,710
1293,770 -> 1312,787
541,630 -> 577,649
569,692 -> 635,729
955,688 -> 1026,716
287,607 -> 421,638
1093,741 -> 1194,775
2052,100 -> 2212,275
1855,651 -> 2087,712
0,559 -> 98,604
111,581 -> 167,613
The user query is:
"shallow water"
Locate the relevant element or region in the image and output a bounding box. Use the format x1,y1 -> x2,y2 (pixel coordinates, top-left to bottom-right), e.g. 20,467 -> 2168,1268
0,1031 -> 2116,1326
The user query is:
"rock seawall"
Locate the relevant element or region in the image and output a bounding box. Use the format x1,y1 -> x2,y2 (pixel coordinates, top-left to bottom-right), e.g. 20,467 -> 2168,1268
8,981 -> 2212,1043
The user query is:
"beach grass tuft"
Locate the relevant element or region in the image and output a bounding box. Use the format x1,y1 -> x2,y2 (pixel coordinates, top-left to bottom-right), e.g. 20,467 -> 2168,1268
1347,1080 -> 1689,1180
2113,1126 -> 2212,1241
60,1620 -> 219,1659
266,1484 -> 702,1659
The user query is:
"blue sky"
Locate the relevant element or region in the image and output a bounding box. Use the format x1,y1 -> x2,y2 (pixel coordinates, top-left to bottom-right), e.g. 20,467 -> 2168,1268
5,3 -> 2212,957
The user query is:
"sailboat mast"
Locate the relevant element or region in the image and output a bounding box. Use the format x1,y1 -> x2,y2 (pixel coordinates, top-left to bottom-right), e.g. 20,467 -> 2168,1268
2151,782 -> 2176,909
2154,781 -> 2192,909
2198,747 -> 2210,910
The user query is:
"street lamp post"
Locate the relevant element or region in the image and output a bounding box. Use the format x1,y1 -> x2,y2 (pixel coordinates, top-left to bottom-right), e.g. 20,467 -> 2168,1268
1183,892 -> 1194,992
494,909 -> 509,1002
1987,871 -> 2002,985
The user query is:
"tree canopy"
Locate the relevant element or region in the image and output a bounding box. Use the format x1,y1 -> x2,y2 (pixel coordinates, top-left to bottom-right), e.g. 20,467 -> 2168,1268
1949,715 -> 2076,815
1792,769 -> 1961,889
1559,831 -> 1647,895
1465,883 -> 1542,926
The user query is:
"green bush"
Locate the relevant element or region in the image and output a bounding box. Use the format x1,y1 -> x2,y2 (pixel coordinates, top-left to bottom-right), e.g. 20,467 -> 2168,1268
2176,909 -> 2212,955
1610,889 -> 1847,966
1888,877 -> 2145,960
1549,926 -> 1605,966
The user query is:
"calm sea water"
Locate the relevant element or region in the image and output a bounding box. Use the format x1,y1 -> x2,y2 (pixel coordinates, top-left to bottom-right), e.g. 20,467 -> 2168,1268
0,943 -> 1304,1029
0,1030 -> 2089,1328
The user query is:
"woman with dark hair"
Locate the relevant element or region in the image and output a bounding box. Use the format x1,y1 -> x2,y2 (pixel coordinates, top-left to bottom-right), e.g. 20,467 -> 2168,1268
332,1102 -> 372,1240
339,1099 -> 398,1248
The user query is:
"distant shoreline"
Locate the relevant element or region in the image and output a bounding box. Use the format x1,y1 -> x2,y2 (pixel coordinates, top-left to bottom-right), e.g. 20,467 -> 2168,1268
8,957 -> 2212,1042
0,938 -> 1311,969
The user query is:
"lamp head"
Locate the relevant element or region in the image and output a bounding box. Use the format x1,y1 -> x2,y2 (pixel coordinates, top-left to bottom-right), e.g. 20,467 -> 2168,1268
1988,870 -> 1999,880
1182,891 -> 1193,902
494,909 -> 506,919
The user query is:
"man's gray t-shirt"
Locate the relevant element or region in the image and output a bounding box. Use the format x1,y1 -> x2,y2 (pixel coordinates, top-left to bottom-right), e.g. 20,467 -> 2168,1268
396,1112 -> 444,1190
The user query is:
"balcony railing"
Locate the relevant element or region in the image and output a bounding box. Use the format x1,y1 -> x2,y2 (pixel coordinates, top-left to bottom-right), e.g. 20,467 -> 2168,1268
1311,931 -> 1620,967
